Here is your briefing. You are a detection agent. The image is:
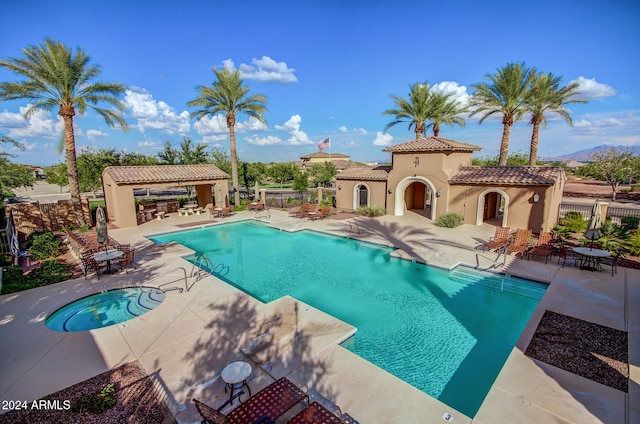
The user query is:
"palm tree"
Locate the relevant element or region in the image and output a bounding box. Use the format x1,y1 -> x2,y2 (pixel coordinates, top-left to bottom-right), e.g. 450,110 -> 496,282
188,68 -> 267,207
524,72 -> 585,166
469,62 -> 536,166
427,91 -> 467,137
0,38 -> 128,226
383,82 -> 432,139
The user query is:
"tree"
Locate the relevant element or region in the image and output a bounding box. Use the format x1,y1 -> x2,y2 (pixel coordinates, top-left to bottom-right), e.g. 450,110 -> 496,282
292,171 -> 309,199
524,72 -> 585,166
472,151 -> 530,166
0,38 -> 128,226
210,147 -> 232,175
575,148 -> 639,201
188,67 -> 268,206
469,62 -> 536,166
158,141 -> 179,164
308,161 -> 338,187
0,134 -> 34,202
269,162 -> 298,189
427,90 -> 467,137
76,147 -> 121,197
383,82 -> 433,139
46,163 -> 69,192
240,161 -> 267,195
177,137 -> 209,164
121,152 -> 158,166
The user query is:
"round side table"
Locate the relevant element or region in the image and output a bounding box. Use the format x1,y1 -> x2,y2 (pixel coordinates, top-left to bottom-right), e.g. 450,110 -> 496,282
221,361 -> 252,404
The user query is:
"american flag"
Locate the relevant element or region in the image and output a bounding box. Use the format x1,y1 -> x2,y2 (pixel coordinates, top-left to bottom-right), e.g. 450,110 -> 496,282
317,138 -> 331,151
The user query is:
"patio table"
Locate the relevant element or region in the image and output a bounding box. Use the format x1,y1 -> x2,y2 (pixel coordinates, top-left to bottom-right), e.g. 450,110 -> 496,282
573,247 -> 610,272
93,250 -> 124,274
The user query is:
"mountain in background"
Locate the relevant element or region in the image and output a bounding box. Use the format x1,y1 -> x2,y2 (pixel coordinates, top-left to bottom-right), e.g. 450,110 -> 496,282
542,144 -> 640,162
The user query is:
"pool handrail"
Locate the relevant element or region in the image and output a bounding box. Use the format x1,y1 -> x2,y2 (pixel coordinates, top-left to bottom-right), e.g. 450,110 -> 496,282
144,267 -> 189,293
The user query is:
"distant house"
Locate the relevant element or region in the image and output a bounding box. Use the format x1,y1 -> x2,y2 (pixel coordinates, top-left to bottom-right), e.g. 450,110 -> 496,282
299,152 -> 351,171
564,160 -> 587,169
335,136 -> 565,232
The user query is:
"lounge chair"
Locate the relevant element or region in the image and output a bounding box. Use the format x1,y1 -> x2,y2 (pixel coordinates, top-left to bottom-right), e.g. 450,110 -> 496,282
289,203 -> 309,217
193,377 -> 308,424
288,401 -> 343,424
296,204 -> 317,218
506,229 -> 532,257
220,207 -> 231,218
248,202 -> 265,211
308,205 -> 330,221
526,231 -> 554,263
482,226 -> 511,251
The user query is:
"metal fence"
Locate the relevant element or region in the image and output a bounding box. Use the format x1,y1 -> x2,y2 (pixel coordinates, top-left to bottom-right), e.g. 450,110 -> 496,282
559,202 -> 640,226
607,206 -> 640,226
558,203 -> 593,220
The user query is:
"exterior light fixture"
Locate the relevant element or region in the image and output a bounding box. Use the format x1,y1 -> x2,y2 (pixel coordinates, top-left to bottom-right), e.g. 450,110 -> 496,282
533,192 -> 540,203
338,184 -> 342,190
388,187 -> 394,194
436,189 -> 442,197
414,157 -> 420,167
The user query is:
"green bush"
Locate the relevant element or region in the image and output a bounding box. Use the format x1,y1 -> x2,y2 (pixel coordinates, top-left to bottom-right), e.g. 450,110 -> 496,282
435,213 -> 464,228
551,225 -> 571,244
560,211 -> 587,232
621,216 -> 640,230
72,383 -> 117,414
1,260 -> 72,295
25,230 -> 63,260
356,206 -> 385,217
0,254 -> 13,267
627,230 -> 640,256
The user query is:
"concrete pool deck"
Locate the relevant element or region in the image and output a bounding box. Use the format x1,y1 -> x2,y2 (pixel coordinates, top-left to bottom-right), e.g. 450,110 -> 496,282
0,209 -> 637,423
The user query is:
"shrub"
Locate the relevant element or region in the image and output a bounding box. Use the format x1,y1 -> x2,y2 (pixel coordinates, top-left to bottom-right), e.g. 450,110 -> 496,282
1,260 -> 72,295
72,383 -> 117,414
25,230 -> 63,260
356,206 -> 385,217
560,211 -> 587,232
627,230 -> 640,256
631,184 -> 640,192
0,254 -> 13,267
552,225 -> 571,244
621,216 -> 640,230
435,213 -> 464,228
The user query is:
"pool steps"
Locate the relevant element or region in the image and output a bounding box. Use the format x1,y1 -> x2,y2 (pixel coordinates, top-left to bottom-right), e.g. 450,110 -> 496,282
448,266 -> 548,301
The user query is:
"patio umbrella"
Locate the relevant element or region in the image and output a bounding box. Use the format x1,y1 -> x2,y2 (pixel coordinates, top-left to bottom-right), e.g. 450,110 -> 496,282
584,200 -> 602,250
6,210 -> 19,265
254,181 -> 259,200
95,206 -> 109,252
217,183 -> 224,207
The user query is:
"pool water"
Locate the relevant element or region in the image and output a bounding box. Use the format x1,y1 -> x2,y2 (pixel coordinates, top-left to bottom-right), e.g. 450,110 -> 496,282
46,287 -> 166,332
150,222 -> 546,417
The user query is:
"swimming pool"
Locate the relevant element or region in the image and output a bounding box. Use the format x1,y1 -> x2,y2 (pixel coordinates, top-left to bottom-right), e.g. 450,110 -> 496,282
46,287 -> 166,332
150,222 -> 546,417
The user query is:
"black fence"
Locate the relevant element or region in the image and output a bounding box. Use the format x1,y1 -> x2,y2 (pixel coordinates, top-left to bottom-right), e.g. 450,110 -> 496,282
559,202 -> 640,226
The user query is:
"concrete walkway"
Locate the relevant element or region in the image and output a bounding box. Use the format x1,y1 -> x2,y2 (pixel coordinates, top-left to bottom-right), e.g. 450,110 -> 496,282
0,209 -> 637,423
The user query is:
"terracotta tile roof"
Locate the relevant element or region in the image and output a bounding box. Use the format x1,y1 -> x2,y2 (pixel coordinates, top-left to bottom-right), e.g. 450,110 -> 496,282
449,166 -> 565,186
383,136 -> 482,153
300,152 -> 350,159
103,164 -> 228,184
336,166 -> 391,181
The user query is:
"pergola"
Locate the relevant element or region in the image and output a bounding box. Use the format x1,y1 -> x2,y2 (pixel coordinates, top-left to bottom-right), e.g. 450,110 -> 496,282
102,164 -> 229,228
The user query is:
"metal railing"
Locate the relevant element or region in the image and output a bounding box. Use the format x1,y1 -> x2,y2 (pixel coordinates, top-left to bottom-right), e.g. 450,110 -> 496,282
144,267 -> 190,293
191,254 -> 214,279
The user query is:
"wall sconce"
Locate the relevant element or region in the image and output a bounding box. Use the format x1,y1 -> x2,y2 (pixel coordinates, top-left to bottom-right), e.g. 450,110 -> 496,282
338,184 -> 342,190
413,157 -> 420,167
435,189 -> 442,197
533,192 -> 540,203
388,187 -> 394,194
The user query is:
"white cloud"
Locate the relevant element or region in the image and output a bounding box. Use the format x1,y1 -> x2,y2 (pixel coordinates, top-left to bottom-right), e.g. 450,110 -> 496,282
570,77 -> 616,99
373,131 -> 393,146
193,114 -> 228,134
236,117 -> 268,132
274,115 -> 313,145
432,81 -> 471,105
231,56 -> 298,83
339,125 -> 348,133
354,127 -> 367,134
124,87 -> 190,135
138,141 -> 158,148
201,134 -> 227,144
246,135 -> 284,146
86,129 -> 108,141
0,106 -> 62,139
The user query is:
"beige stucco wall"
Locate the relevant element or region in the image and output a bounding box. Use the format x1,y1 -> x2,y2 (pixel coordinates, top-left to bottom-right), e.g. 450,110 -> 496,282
335,180 -> 388,211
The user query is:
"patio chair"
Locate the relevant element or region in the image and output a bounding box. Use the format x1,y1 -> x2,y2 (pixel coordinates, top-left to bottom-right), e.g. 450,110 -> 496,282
287,401 -> 343,424
308,205 -> 330,221
193,377 -> 308,424
220,207 -> 231,218
289,203 -> 309,217
116,245 -> 136,273
297,204 -> 318,218
526,231 -> 554,263
557,245 -> 579,268
80,255 -> 105,280
506,229 -> 532,257
482,226 -> 511,251
248,202 -> 265,211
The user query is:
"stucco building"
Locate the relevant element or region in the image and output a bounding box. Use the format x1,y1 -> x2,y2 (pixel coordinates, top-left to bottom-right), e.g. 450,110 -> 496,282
335,137 -> 565,232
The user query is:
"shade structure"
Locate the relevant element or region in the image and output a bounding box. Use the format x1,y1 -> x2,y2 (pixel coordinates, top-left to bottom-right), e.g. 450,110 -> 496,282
95,206 -> 108,250
584,201 -> 603,247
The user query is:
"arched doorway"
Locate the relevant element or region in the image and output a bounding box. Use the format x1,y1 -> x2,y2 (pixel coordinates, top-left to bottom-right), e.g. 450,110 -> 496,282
476,189 -> 509,226
352,183 -> 371,209
392,176 -> 437,220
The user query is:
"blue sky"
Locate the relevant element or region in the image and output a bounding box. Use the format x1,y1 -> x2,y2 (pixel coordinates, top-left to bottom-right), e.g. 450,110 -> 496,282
1,0 -> 639,166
